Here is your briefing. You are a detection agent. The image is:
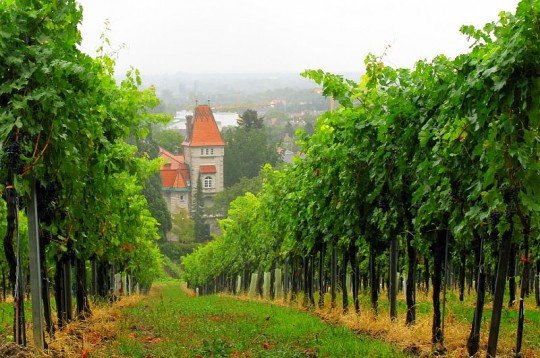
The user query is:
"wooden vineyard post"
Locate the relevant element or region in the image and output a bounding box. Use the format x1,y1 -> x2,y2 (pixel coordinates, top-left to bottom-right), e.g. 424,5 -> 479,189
389,237 -> 398,320
487,229 -> 513,357
330,245 -> 337,308
27,177 -> 44,349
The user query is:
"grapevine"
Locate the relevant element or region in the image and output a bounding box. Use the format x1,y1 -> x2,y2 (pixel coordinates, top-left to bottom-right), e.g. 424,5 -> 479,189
182,1 -> 540,356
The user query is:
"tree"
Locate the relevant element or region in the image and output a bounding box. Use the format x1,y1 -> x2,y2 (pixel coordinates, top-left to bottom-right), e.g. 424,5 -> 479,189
142,174 -> 172,242
284,122 -> 295,137
237,109 -> 263,130
153,128 -> 184,153
223,126 -> 281,187
171,208 -> 195,243
193,176 -> 209,242
135,134 -> 172,241
304,122 -> 314,136
206,176 -> 262,218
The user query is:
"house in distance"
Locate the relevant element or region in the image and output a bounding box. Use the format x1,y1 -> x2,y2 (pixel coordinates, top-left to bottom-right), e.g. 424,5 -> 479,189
159,105 -> 225,240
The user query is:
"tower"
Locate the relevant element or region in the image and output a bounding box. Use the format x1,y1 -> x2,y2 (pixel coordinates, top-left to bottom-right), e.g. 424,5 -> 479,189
182,105 -> 225,210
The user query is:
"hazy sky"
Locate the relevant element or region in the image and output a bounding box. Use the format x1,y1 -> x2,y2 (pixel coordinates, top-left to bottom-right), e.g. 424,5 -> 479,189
77,0 -> 520,75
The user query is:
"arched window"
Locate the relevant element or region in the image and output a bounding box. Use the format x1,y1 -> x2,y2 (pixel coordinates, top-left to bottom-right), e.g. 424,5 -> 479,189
204,176 -> 213,188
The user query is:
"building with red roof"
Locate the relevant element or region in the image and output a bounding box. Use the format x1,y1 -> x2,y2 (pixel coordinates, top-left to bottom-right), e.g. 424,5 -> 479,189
159,147 -> 191,215
182,105 -> 225,208
159,105 -> 224,238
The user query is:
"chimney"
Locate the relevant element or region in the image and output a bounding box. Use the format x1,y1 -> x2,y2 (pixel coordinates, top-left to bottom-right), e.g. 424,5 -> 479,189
185,114 -> 193,141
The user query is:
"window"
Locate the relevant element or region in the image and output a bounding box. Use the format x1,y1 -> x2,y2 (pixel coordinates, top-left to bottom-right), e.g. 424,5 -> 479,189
180,195 -> 184,202
203,176 -> 213,189
200,148 -> 215,156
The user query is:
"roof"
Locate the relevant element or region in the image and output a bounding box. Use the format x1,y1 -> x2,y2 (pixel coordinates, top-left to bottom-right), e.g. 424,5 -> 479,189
161,169 -> 189,188
184,105 -> 225,147
159,147 -> 185,170
159,147 -> 191,190
199,165 -> 217,174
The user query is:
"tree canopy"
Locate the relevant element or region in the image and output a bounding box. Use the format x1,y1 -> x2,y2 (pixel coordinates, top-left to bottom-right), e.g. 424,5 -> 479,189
152,127 -> 184,153
237,109 -> 264,130
223,111 -> 282,187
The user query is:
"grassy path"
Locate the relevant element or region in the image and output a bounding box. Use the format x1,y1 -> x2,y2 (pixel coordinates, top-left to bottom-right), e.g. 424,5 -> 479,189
2,280 -> 539,357
1,281 -> 539,356
92,281 -> 410,357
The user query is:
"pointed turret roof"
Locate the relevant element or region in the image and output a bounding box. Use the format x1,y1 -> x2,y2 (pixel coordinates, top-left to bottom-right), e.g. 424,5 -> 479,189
183,105 -> 224,146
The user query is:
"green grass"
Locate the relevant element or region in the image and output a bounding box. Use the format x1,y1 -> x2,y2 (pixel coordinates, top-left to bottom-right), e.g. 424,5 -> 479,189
1,281 -> 537,356
94,281 -> 411,357
0,299 -> 33,340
